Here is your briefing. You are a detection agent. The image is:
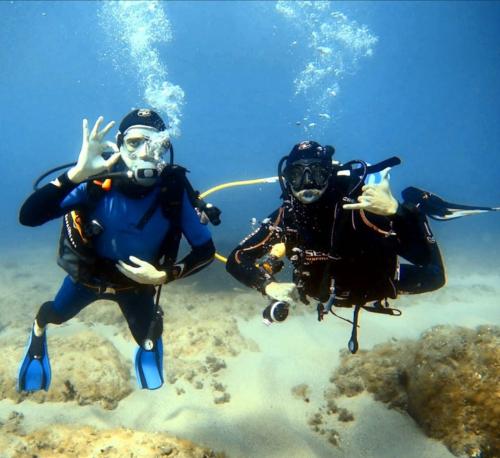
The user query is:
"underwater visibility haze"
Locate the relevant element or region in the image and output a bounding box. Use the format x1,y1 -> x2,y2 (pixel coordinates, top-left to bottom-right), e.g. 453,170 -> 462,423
0,2 -> 499,457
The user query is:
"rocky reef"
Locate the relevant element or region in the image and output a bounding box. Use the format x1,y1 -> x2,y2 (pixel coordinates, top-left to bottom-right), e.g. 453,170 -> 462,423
2,331 -> 132,409
328,325 -> 499,458
0,411 -> 224,458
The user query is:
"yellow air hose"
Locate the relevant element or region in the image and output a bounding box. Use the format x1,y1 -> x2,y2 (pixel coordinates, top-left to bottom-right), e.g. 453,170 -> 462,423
199,176 -> 278,199
199,176 -> 279,264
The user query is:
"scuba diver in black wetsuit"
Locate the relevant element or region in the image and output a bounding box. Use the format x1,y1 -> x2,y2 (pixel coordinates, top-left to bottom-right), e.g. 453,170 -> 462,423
226,141 -> 446,353
18,109 -> 216,392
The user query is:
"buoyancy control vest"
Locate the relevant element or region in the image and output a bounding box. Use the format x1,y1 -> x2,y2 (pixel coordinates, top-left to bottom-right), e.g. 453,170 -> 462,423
57,165 -> 202,285
282,164 -> 400,306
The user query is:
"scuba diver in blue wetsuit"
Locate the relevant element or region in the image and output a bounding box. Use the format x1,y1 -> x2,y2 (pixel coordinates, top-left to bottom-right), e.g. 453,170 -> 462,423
18,109 -> 216,391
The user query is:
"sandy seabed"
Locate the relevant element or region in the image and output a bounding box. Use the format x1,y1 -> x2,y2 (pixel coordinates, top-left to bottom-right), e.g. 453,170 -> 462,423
0,243 -> 498,458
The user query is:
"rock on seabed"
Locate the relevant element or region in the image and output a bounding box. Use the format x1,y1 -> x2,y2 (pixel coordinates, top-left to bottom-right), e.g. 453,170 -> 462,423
329,325 -> 500,458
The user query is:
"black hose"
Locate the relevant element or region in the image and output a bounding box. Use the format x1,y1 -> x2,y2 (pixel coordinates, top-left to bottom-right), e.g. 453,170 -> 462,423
33,162 -> 76,191
277,156 -> 288,196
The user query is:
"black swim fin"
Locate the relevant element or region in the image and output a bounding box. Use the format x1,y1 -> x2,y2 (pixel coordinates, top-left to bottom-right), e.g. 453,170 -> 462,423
402,187 -> 500,221
134,338 -> 164,390
17,327 -> 51,392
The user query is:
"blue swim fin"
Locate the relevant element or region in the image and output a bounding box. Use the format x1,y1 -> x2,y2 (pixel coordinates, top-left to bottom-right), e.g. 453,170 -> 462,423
134,338 -> 163,390
17,327 -> 51,392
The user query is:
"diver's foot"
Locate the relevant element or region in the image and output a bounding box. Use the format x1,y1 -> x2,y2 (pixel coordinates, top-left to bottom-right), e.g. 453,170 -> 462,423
17,328 -> 52,392
135,338 -> 164,390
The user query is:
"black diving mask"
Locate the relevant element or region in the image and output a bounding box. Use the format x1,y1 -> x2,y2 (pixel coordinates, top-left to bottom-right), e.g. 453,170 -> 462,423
284,159 -> 332,190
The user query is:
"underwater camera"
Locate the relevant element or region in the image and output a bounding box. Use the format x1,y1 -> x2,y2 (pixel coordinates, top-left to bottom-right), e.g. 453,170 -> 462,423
262,300 -> 289,326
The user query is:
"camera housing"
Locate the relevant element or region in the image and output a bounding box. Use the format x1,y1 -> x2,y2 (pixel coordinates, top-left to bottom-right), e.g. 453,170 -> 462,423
262,301 -> 290,326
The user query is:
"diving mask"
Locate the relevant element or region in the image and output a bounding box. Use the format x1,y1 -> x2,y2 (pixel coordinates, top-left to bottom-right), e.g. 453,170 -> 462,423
119,126 -> 171,186
122,127 -> 170,162
283,159 -> 332,204
284,159 -> 332,191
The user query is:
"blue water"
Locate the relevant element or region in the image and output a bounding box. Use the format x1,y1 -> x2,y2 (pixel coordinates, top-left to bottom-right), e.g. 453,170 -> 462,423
1,3 -> 499,456
1,0 -> 499,266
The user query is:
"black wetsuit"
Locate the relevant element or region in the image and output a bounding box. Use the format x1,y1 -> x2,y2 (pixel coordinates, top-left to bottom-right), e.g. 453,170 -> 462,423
226,180 -> 445,307
20,172 -> 215,345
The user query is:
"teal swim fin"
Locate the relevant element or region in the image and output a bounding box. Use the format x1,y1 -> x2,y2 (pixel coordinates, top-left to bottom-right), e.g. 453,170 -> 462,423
134,338 -> 164,390
17,327 -> 51,392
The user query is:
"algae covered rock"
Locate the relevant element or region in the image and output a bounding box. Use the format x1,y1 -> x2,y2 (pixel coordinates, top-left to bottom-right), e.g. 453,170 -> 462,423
2,330 -> 133,409
329,325 -> 499,458
0,414 -> 226,458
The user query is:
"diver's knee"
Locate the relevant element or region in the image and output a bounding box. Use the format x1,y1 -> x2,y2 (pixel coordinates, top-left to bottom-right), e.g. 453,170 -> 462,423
36,301 -> 67,326
225,252 -> 236,273
436,270 -> 446,290
428,266 -> 446,291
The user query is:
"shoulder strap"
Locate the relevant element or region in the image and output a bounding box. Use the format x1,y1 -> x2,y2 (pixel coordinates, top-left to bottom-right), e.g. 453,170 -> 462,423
181,172 -> 201,208
159,165 -> 188,224
155,166 -> 189,267
136,190 -> 162,230
134,166 -> 189,231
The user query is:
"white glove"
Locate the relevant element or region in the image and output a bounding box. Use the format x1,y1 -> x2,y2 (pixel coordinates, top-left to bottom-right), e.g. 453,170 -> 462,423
264,282 -> 299,303
67,116 -> 121,183
116,256 -> 167,285
342,168 -> 399,216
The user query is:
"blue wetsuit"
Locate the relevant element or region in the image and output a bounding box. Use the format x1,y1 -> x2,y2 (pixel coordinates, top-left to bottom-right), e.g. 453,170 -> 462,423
19,171 -> 215,344
61,184 -> 211,264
